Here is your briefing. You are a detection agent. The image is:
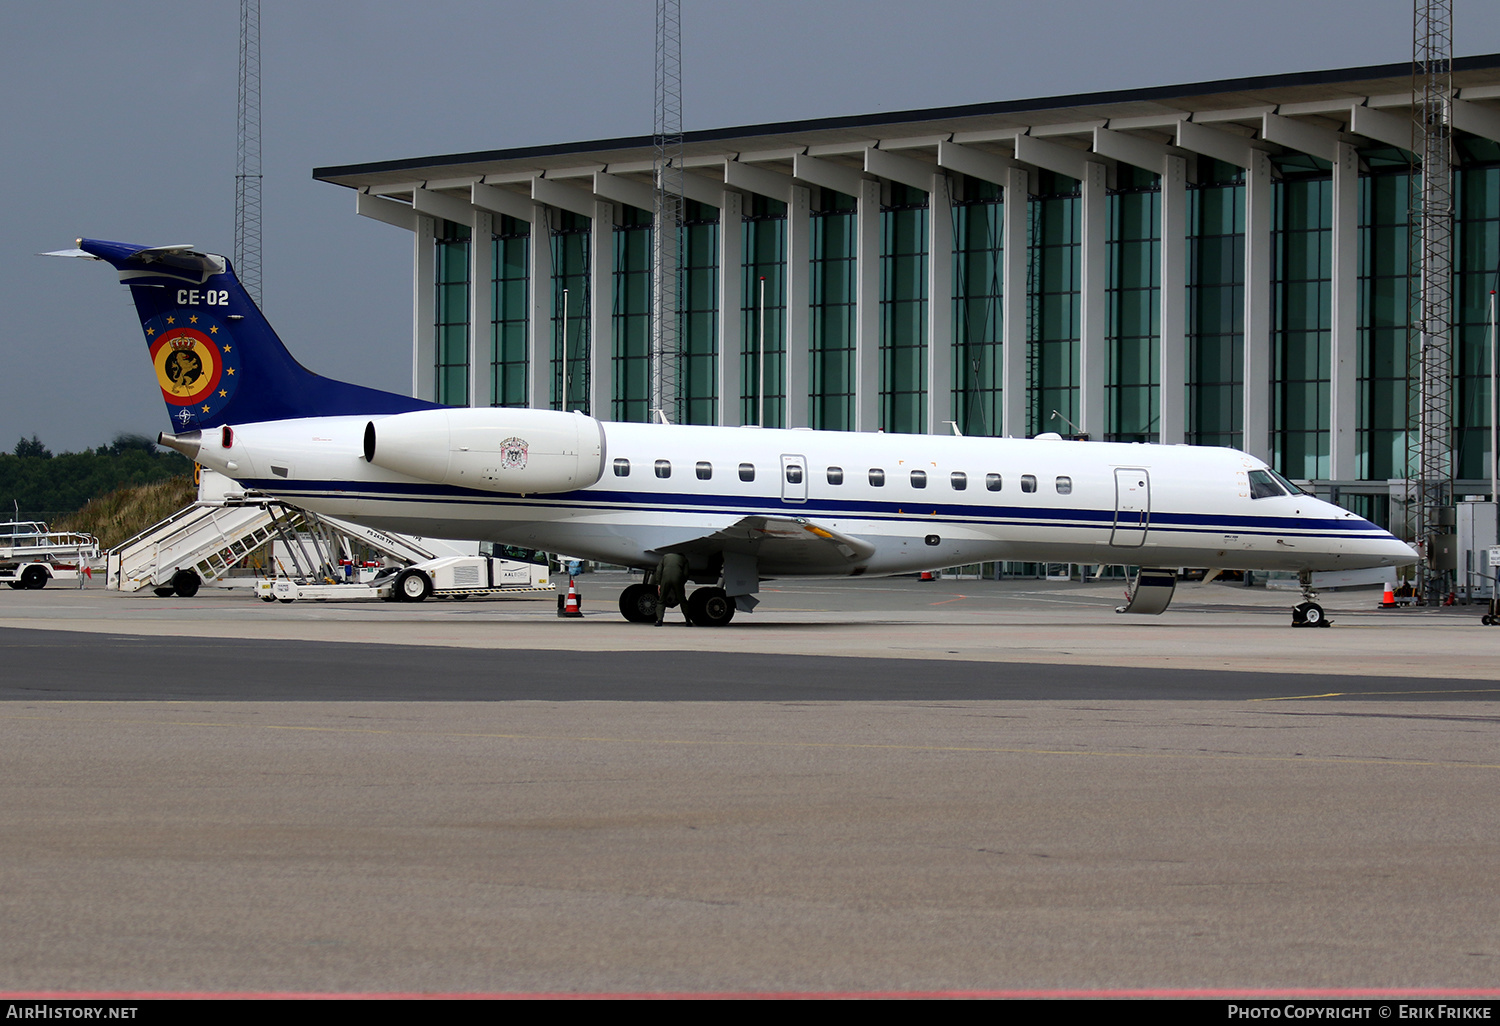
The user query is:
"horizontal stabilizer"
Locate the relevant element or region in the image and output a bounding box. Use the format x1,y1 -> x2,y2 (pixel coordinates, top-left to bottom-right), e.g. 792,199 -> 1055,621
64,236 -> 440,429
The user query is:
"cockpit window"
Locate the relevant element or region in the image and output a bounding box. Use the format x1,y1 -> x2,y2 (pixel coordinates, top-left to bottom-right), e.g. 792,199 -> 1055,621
1248,469 -> 1286,499
1269,469 -> 1305,495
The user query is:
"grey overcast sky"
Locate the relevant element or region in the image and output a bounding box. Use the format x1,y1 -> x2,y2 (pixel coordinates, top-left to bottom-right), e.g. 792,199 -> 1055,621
4,0 -> 1499,454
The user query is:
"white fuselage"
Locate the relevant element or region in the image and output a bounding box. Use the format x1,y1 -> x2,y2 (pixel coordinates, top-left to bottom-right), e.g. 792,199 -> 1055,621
187,413 -> 1415,577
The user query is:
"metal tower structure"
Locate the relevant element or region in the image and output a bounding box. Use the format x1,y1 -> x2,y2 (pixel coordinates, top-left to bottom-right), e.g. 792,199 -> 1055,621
235,0 -> 263,306
650,0 -> 684,422
1406,0 -> 1455,605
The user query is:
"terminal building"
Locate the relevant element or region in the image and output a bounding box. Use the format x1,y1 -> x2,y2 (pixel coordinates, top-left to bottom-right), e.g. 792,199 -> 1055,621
313,55 -> 1500,530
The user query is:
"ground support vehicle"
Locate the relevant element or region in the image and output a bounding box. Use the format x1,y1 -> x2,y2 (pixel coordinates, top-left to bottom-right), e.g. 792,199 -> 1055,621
255,552 -> 551,603
1,522 -> 101,590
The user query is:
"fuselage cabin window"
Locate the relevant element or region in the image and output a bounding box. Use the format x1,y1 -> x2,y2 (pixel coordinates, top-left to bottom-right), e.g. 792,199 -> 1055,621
696,461 -> 712,481
739,463 -> 756,482
985,473 -> 1002,492
1055,476 -> 1072,495
785,465 -> 804,484
655,460 -> 671,479
910,470 -> 927,489
613,458 -> 630,477
1021,474 -> 1037,493
869,468 -> 886,487
827,466 -> 844,485
951,471 -> 967,491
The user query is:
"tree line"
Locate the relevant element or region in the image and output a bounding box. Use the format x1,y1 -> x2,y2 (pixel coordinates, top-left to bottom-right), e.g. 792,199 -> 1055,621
1,434 -> 192,520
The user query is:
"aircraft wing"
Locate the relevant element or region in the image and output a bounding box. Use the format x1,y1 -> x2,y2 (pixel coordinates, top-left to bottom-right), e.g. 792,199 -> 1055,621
662,515 -> 876,574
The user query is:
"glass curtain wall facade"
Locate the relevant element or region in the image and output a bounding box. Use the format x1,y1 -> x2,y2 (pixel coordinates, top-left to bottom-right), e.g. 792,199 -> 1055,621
1358,162 -> 1414,484
434,219 -> 471,406
1271,164 -> 1333,479
611,205 -> 651,421
490,215 -> 529,408
951,176 -> 1004,437
742,196 -> 786,427
880,183 -> 929,433
1454,148 -> 1500,482
681,201 -> 720,425
550,211 -> 590,413
420,139 -> 1500,535
809,189 -> 857,430
1187,159 -> 1245,448
1028,171 -> 1081,437
1106,167 -> 1161,442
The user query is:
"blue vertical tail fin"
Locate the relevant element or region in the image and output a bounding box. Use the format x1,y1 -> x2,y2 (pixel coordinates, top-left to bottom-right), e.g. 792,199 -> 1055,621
75,238 -> 438,429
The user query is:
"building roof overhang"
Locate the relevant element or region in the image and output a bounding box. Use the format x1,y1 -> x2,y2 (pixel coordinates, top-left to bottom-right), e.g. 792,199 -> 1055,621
314,53 -> 1500,204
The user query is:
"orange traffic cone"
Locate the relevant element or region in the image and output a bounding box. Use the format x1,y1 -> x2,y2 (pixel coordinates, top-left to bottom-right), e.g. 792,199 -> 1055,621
919,569 -> 936,582
1380,583 -> 1397,609
558,577 -> 583,618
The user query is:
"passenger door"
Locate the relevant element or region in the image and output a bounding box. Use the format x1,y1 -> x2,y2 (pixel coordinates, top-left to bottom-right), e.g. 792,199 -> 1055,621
780,454 -> 808,504
1111,468 -> 1149,547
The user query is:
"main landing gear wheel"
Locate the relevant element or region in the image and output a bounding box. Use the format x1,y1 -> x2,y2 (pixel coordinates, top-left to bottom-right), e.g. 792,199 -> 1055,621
395,569 -> 432,602
171,570 -> 201,598
21,566 -> 48,590
686,587 -> 735,628
619,582 -> 658,623
1292,601 -> 1330,628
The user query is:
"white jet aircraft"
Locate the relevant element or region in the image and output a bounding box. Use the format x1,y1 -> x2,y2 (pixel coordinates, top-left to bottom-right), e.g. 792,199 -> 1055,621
58,239 -> 1415,626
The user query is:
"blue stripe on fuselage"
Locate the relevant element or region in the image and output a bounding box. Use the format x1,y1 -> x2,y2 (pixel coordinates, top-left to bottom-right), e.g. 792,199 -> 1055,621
239,477 -> 1387,540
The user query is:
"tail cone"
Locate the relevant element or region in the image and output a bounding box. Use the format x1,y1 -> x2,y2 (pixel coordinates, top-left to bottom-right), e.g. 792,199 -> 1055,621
157,430 -> 202,461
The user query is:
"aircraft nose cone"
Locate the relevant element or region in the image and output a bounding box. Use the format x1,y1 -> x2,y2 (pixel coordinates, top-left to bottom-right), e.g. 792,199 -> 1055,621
1363,530 -> 1417,566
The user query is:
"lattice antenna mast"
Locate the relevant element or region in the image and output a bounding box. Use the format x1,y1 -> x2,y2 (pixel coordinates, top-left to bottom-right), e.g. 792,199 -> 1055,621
235,0 -> 263,306
1406,0 -> 1455,606
650,0 -> 684,423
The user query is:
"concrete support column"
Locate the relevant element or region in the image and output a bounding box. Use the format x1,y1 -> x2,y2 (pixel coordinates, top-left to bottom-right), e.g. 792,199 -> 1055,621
1001,168 -> 1029,439
526,203 -> 553,410
1159,155 -> 1188,444
784,185 -> 811,428
589,199 -> 615,418
718,190 -> 744,426
468,210 -> 492,407
854,178 -> 883,432
927,172 -> 954,433
1243,149 -> 1273,461
1329,142 -> 1358,480
1079,161 -> 1107,439
413,215 -> 435,402
780,184 -> 816,429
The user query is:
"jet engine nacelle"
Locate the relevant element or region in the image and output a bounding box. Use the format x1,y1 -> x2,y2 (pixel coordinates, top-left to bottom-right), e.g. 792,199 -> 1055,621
364,408 -> 605,494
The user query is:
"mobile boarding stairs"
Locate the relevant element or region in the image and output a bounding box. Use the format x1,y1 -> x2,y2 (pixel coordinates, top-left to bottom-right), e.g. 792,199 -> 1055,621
107,470 -> 551,600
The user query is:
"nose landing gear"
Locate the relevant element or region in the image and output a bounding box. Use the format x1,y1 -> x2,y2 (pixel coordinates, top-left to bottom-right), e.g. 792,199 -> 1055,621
1292,571 -> 1330,628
